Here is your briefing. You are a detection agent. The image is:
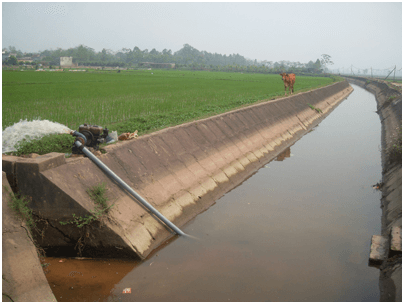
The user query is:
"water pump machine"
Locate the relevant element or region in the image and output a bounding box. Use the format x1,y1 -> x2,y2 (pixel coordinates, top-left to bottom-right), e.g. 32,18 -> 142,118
71,124 -> 109,154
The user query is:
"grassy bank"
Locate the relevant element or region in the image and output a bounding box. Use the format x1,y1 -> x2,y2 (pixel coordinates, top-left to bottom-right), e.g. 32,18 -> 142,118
3,70 -> 336,130
3,69 -> 339,155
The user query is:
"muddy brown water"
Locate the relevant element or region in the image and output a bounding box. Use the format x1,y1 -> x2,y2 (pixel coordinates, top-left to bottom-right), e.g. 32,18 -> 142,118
44,84 -> 382,302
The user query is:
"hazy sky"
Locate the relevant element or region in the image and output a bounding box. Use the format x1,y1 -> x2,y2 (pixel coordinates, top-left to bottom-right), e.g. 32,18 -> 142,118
2,2 -> 402,72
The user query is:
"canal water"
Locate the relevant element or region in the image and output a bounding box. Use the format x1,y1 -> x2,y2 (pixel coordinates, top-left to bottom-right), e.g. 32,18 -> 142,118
44,84 -> 382,302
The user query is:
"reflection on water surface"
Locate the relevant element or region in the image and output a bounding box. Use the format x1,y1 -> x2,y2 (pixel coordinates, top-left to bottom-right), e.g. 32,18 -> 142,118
276,147 -> 291,161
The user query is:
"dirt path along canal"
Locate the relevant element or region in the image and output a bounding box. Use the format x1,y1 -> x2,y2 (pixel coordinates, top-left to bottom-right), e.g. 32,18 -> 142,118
44,83 -> 382,301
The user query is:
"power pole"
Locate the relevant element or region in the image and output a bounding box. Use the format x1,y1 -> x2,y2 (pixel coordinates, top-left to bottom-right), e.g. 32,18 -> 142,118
371,67 -> 373,78
384,66 -> 396,81
393,65 -> 396,82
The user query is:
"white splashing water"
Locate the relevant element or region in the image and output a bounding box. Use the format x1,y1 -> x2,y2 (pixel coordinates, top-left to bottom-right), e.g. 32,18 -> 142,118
2,119 -> 72,153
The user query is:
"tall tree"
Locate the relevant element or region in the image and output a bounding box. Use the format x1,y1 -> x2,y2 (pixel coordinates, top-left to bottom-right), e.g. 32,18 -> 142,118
320,54 -> 334,68
7,56 -> 18,65
314,59 -> 322,70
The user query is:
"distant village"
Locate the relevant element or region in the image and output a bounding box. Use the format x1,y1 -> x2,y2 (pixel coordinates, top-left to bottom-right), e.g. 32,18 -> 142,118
1,49 -> 174,70
2,49 -> 77,69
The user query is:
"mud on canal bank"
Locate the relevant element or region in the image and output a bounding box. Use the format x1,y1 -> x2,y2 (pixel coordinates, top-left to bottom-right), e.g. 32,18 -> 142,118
4,78 -> 397,301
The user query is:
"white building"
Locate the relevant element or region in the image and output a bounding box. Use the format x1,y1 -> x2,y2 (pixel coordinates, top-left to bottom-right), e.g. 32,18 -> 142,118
60,57 -> 73,67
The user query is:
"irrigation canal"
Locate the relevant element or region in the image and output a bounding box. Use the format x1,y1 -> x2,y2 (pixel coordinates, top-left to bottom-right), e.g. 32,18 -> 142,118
43,84 -> 382,302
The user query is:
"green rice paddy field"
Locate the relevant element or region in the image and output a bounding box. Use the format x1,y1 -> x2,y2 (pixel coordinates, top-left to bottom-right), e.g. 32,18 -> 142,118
2,69 -> 336,134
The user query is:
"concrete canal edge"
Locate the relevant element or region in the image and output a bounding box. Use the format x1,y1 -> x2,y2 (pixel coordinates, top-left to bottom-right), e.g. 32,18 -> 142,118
2,80 -> 353,301
2,172 -> 57,302
346,76 -> 402,302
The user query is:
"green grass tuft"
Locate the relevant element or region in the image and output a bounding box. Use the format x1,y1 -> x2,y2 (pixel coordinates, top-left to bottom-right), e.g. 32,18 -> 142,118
10,134 -> 74,156
86,182 -> 109,210
59,182 -> 113,228
3,186 -> 35,230
308,103 -> 322,113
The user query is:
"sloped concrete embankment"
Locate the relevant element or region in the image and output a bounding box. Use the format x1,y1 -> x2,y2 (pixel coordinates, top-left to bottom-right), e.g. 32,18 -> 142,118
345,76 -> 402,302
2,81 -> 352,261
2,172 -> 56,302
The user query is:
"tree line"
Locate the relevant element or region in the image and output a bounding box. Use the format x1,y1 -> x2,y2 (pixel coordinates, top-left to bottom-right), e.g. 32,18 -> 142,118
3,44 -> 333,74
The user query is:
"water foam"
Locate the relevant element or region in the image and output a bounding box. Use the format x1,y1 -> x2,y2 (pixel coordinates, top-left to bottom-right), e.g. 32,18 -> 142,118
2,119 -> 72,153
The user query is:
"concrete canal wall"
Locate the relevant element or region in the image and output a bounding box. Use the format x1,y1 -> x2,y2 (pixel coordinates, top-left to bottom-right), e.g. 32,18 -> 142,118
2,80 -> 353,262
2,172 -> 56,302
345,76 -> 402,302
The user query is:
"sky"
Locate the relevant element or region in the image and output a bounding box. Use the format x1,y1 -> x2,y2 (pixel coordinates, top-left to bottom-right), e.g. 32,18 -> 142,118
2,2 -> 402,73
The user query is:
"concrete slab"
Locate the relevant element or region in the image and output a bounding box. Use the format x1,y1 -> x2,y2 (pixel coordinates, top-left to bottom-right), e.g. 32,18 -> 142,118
369,235 -> 389,266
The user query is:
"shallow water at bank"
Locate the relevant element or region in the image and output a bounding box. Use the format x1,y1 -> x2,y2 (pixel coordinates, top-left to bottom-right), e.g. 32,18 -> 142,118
44,84 -> 382,301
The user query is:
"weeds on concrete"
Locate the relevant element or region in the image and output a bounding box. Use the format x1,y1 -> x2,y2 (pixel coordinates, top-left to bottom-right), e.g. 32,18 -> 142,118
58,182 -> 114,256
60,213 -> 98,228
308,103 -> 323,114
59,204 -> 113,228
87,182 -> 108,210
59,182 -> 114,228
3,185 -> 35,231
3,185 -> 48,265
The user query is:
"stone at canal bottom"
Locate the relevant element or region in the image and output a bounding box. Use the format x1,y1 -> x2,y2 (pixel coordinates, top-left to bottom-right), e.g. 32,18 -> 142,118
369,235 -> 389,266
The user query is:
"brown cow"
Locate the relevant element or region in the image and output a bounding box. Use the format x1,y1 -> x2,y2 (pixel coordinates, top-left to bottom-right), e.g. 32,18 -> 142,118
279,73 -> 296,95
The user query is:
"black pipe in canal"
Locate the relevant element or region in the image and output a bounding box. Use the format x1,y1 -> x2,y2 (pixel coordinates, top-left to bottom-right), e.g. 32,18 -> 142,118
44,84 -> 382,302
